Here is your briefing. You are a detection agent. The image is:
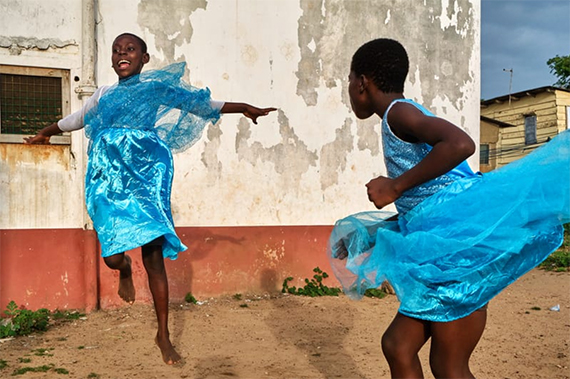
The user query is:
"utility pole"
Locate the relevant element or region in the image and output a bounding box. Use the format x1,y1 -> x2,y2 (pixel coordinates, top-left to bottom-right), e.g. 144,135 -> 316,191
503,68 -> 513,106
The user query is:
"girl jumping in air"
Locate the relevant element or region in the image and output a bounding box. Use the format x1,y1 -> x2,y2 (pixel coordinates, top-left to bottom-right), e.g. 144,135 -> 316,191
25,32 -> 276,365
329,38 -> 569,379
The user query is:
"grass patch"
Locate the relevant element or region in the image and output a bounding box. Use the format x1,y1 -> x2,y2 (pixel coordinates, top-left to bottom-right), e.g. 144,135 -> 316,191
51,309 -> 85,321
0,360 -> 7,370
539,224 -> 570,272
364,288 -> 388,299
11,364 -> 54,376
32,348 -> 54,357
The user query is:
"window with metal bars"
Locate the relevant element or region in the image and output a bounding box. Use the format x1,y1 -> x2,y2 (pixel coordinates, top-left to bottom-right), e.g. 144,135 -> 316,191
0,65 -> 70,144
524,114 -> 537,145
479,143 -> 490,165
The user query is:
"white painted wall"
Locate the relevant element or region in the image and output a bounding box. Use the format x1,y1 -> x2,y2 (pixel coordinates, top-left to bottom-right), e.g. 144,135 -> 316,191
0,0 -> 480,229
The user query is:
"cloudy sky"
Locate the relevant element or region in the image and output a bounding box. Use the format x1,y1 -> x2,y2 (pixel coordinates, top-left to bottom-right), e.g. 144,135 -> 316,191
481,0 -> 570,100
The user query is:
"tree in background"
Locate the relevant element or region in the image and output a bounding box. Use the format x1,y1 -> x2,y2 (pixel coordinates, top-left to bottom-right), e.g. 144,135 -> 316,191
547,55 -> 570,89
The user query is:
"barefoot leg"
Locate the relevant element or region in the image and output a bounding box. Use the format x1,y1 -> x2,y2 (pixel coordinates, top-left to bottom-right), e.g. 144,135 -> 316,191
103,253 -> 136,304
142,244 -> 181,365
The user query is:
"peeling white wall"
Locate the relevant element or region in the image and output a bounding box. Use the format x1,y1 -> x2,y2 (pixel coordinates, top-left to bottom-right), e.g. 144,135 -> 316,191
0,0 -> 480,229
0,0 -> 85,229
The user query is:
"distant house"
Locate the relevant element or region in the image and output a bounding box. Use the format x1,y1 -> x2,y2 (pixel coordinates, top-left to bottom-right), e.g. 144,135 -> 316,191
480,86 -> 570,172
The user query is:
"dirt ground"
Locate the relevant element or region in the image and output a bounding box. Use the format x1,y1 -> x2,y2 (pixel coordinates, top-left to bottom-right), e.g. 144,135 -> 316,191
0,269 -> 569,379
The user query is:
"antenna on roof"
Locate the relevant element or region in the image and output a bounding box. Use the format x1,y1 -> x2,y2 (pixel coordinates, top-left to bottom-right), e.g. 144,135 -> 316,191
503,68 -> 513,106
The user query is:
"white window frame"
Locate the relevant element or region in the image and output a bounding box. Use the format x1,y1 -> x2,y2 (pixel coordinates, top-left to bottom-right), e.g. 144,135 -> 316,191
0,64 -> 71,144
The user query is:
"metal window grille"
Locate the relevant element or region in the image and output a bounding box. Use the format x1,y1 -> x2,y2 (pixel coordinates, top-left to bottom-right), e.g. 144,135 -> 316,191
0,73 -> 63,135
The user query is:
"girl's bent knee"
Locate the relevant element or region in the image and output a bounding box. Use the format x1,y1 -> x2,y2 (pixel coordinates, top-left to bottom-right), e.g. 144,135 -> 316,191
381,332 -> 404,360
103,254 -> 124,269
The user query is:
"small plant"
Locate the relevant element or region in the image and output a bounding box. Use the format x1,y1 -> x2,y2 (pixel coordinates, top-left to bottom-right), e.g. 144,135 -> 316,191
531,306 -> 541,311
364,288 -> 388,299
17,358 -> 31,363
0,301 -> 50,338
0,360 -> 7,370
184,292 -> 198,304
232,293 -> 242,301
239,303 -> 249,308
282,267 -> 342,297
87,373 -> 100,378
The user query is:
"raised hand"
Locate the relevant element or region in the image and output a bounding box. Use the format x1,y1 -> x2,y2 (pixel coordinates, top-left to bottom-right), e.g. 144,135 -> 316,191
243,105 -> 277,124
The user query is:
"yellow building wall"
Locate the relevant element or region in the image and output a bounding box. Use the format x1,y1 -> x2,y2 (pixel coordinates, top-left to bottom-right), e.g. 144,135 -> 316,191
479,120 -> 499,172
481,90 -> 568,168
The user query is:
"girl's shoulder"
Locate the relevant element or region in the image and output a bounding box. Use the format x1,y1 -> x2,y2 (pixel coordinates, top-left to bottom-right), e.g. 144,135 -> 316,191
388,99 -> 434,118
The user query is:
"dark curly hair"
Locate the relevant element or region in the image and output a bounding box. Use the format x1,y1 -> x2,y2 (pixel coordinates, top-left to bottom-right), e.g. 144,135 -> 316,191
350,38 -> 409,93
114,33 -> 148,54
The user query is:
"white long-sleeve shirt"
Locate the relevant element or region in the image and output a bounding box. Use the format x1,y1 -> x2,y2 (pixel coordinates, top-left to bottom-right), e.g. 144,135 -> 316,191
58,85 -> 225,132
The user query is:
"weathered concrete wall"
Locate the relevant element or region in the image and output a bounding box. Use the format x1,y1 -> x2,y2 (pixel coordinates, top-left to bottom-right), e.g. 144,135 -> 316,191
0,0 -> 480,310
1,0 -> 480,229
93,0 -> 481,227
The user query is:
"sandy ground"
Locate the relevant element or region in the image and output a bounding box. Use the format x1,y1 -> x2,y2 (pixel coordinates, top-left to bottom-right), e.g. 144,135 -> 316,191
0,269 -> 569,379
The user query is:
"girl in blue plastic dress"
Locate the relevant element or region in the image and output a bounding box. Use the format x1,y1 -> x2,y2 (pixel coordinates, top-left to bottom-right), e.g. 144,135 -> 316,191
329,38 -> 569,379
25,33 -> 276,365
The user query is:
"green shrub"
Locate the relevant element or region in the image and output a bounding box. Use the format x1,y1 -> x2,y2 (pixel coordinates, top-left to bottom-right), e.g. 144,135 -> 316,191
0,301 -> 84,339
0,301 -> 50,338
282,267 -> 342,297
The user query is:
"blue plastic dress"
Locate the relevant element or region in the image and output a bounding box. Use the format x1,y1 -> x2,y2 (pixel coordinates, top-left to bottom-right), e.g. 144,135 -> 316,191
328,99 -> 570,322
84,62 -> 221,260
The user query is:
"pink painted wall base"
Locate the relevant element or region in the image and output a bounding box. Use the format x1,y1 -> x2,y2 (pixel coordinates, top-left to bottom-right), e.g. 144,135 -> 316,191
1,226 -> 337,312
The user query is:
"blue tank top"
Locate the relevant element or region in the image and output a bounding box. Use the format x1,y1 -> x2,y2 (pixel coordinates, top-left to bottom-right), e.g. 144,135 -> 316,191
382,99 -> 476,214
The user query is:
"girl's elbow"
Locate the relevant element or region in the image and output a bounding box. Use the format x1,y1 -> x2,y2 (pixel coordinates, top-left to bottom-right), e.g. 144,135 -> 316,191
460,139 -> 476,158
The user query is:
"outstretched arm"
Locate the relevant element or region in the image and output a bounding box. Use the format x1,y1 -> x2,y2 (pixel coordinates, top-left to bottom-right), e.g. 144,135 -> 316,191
366,102 -> 475,209
24,122 -> 63,144
220,102 -> 277,124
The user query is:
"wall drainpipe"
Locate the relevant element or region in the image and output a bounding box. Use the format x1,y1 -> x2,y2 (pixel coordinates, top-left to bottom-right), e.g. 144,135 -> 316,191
76,0 -> 99,313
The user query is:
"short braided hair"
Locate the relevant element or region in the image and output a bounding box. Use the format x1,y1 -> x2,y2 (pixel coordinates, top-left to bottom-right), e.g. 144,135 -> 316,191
351,39 -> 409,93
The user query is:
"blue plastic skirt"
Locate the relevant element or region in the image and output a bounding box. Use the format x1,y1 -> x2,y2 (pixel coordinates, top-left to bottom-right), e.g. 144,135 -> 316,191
328,130 -> 570,322
84,63 -> 221,259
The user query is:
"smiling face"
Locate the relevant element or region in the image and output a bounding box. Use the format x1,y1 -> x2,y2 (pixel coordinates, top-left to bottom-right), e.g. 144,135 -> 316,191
111,34 -> 150,79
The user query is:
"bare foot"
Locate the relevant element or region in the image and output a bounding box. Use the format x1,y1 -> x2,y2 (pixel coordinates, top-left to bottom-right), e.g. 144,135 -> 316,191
155,334 -> 182,365
118,255 -> 135,304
